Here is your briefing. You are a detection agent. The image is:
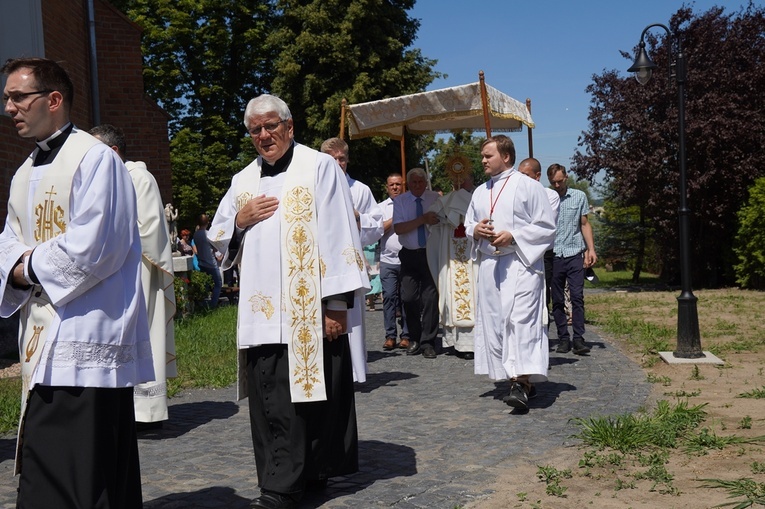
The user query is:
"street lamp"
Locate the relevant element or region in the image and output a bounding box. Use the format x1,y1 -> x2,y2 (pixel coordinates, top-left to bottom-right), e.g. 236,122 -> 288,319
628,23 -> 703,359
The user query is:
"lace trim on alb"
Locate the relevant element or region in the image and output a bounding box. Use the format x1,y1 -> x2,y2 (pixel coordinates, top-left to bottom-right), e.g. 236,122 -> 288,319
134,381 -> 167,398
46,340 -> 153,369
44,243 -> 88,288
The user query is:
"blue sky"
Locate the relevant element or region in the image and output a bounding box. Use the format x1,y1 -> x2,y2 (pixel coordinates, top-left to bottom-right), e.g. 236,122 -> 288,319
408,0 -> 757,187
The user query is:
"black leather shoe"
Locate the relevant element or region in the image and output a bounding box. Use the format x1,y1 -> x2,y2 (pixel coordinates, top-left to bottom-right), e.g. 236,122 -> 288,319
421,343 -> 436,359
406,340 -> 421,355
573,339 -> 591,355
461,351 -> 474,360
556,340 -> 571,353
250,491 -> 298,509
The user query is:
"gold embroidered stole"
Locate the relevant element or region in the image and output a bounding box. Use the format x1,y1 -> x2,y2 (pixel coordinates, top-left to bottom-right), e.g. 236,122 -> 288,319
8,131 -> 99,474
449,233 -> 476,327
235,146 -> 326,402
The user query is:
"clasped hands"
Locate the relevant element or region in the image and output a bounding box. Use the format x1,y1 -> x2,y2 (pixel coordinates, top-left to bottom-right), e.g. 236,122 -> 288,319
235,194 -> 279,229
475,219 -> 514,248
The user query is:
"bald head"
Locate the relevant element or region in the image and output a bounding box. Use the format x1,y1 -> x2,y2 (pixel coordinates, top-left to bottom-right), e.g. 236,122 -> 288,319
518,158 -> 542,181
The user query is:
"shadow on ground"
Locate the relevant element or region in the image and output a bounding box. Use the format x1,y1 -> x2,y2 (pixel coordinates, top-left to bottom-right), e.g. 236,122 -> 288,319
138,401 -> 239,441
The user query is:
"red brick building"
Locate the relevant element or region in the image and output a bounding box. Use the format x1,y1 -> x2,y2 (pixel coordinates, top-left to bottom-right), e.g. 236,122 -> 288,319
0,0 -> 172,223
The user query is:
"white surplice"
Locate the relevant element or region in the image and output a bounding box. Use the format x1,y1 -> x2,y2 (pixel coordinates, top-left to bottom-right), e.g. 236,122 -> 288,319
426,188 -> 477,353
464,168 -> 556,382
209,144 -> 370,394
0,131 -> 154,390
346,175 -> 383,381
126,161 -> 177,422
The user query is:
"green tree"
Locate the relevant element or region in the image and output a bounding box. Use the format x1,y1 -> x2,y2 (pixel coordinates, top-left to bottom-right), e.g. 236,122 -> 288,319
734,177 -> 765,289
267,0 -> 440,196
572,4 -> 765,287
110,0 -> 277,226
111,0 -> 440,222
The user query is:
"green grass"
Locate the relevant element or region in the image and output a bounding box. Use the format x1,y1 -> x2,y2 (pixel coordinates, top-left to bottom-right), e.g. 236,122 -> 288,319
0,378 -> 21,434
585,268 -> 663,288
0,304 -> 239,435
572,400 -> 707,452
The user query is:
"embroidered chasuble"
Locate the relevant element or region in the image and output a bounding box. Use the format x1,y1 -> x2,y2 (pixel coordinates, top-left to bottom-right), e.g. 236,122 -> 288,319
209,143 -> 369,403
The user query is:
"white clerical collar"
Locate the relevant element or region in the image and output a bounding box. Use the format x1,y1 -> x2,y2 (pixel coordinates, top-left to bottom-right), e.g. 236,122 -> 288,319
490,166 -> 515,183
35,122 -> 72,151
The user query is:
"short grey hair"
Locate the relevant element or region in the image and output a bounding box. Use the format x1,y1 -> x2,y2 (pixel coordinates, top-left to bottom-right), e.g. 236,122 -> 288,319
406,167 -> 427,185
243,94 -> 292,129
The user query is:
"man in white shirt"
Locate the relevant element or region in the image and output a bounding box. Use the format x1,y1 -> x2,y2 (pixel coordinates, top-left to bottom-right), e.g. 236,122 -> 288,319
378,173 -> 410,350
320,138 -> 383,376
518,157 -> 560,324
393,168 -> 441,358
1,57 -> 152,508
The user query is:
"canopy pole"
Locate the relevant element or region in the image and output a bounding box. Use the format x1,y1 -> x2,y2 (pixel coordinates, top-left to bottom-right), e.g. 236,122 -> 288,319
400,135 -> 407,191
339,98 -> 347,140
479,70 -> 492,138
526,98 -> 534,157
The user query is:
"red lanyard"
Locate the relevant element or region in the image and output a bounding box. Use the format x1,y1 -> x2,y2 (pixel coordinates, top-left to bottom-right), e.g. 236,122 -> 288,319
489,172 -> 511,218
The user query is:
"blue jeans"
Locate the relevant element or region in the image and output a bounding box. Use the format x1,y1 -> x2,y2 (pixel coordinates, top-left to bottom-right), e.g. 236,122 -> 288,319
380,262 -> 409,340
552,252 -> 585,342
200,264 -> 222,308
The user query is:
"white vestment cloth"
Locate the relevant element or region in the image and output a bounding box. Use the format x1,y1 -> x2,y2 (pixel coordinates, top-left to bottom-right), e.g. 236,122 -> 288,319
126,161 -> 177,422
426,188 -> 476,352
346,175 -> 383,382
209,144 -> 369,398
464,168 -> 556,381
0,130 -> 153,390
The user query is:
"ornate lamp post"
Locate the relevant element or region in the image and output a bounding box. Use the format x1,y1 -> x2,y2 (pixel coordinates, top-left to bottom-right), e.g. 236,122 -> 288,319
628,24 -> 703,359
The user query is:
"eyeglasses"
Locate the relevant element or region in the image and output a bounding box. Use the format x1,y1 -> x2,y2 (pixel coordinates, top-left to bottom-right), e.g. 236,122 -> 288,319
2,90 -> 52,105
247,119 -> 287,136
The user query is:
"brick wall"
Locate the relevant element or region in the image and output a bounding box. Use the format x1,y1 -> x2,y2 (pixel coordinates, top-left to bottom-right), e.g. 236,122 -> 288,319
0,0 -> 172,223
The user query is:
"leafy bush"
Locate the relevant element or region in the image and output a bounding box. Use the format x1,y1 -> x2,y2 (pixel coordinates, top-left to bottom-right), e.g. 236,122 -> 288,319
734,177 -> 765,289
174,270 -> 214,316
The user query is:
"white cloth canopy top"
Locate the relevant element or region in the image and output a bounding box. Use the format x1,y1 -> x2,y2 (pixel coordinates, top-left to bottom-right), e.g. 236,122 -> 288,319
346,81 -> 535,140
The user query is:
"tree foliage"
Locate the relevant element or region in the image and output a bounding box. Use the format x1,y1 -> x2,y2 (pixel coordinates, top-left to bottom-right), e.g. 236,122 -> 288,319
734,177 -> 765,289
110,0 -> 440,225
572,3 -> 765,287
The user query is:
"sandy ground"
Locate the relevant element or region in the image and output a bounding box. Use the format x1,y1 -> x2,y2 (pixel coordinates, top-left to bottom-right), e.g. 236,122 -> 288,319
469,330 -> 765,509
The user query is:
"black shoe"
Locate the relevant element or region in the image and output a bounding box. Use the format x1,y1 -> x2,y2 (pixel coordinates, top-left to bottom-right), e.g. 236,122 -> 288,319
250,490 -> 298,509
573,339 -> 591,355
502,381 -> 529,410
406,340 -> 421,355
461,351 -> 474,360
422,343 -> 436,359
556,340 -> 571,353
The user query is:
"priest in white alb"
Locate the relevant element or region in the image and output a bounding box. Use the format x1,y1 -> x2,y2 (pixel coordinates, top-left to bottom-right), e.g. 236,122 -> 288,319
209,95 -> 369,509
90,123 -> 177,428
320,137 -> 383,382
426,156 -> 477,359
0,57 -> 153,508
465,135 -> 556,412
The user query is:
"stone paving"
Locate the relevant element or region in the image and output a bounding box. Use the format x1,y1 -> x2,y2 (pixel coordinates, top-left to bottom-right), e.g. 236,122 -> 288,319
0,301 -> 651,508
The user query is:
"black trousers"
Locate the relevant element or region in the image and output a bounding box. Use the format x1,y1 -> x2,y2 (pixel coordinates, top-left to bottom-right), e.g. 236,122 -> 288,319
245,337 -> 358,496
399,247 -> 439,345
17,386 -> 142,509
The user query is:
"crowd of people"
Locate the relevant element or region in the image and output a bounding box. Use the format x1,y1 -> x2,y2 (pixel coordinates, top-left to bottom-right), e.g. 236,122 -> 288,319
1,56 -> 597,509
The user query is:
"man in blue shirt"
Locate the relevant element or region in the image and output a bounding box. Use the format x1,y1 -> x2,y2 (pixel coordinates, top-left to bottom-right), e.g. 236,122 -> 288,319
548,164 -> 597,355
